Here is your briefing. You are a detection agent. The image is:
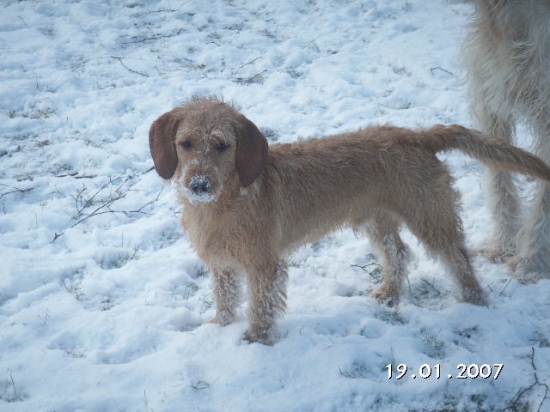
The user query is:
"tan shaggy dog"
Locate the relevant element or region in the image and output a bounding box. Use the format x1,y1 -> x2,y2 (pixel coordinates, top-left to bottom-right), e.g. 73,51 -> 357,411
463,0 -> 550,280
149,97 -> 550,344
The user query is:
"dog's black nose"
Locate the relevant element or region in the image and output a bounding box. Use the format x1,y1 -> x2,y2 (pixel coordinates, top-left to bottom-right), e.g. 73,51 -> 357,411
190,176 -> 211,195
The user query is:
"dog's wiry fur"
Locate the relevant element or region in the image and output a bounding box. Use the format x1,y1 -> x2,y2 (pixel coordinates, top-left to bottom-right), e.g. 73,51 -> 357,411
463,0 -> 550,280
149,98 -> 550,344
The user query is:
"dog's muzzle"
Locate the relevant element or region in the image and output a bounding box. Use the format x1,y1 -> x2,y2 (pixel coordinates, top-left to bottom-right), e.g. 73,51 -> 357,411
189,175 -> 212,196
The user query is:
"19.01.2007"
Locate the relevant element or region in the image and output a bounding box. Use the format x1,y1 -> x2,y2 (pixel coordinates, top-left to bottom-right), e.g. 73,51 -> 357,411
386,363 -> 504,380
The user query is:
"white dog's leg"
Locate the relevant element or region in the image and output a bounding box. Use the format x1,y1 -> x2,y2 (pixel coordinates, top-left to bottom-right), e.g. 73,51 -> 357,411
513,117 -> 550,280
478,111 -> 521,260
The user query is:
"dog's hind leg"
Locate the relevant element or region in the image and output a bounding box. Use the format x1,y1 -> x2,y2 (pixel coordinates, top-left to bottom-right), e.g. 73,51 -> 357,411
477,111 -> 521,261
402,183 -> 487,306
245,260 -> 288,345
513,116 -> 550,280
364,210 -> 410,306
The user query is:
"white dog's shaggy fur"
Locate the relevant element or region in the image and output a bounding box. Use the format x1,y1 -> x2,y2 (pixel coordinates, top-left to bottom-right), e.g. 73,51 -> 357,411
149,98 -> 550,344
462,0 -> 550,280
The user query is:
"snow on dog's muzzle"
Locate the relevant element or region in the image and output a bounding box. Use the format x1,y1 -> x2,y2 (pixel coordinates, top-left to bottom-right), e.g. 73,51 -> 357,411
189,175 -> 212,196
180,172 -> 221,205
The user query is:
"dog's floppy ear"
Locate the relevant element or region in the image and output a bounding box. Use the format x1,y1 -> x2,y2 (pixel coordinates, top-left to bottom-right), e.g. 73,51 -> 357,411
149,109 -> 181,180
234,113 -> 268,187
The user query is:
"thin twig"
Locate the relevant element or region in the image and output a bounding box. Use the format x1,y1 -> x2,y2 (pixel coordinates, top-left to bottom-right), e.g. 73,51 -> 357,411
70,193 -> 125,228
110,56 -> 149,77
118,33 -> 176,45
8,370 -> 18,399
237,55 -> 263,71
55,172 -> 97,179
499,277 -> 514,295
430,66 -> 453,76
0,184 -> 34,200
499,347 -> 549,412
51,182 -> 163,243
531,347 -> 550,412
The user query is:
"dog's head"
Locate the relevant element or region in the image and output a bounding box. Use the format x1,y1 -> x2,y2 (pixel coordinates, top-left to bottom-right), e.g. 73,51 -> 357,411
149,98 -> 268,204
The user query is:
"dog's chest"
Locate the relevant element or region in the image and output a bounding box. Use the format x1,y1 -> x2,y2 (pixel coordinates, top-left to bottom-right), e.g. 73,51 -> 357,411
181,206 -> 241,263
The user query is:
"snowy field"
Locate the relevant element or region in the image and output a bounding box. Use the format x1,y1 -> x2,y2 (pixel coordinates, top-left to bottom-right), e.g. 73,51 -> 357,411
1,0 -> 550,411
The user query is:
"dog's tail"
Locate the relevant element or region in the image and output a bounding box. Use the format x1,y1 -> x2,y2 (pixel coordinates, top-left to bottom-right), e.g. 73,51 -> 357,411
426,124 -> 550,182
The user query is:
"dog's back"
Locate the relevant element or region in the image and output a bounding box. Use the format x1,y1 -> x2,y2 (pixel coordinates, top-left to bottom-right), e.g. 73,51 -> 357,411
263,128 -> 448,252
257,124 -> 550,255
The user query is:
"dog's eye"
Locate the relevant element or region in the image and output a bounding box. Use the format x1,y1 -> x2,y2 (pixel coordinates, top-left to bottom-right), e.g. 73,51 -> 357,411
217,142 -> 228,152
181,141 -> 192,149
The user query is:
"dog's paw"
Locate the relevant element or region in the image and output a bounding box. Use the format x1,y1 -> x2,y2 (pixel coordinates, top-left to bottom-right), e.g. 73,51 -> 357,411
371,287 -> 399,307
507,256 -> 545,284
472,246 -> 511,264
243,327 -> 275,346
461,286 -> 488,307
208,310 -> 235,326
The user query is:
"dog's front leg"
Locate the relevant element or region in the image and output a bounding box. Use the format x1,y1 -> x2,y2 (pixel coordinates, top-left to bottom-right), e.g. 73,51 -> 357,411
210,269 -> 241,326
245,261 -> 288,345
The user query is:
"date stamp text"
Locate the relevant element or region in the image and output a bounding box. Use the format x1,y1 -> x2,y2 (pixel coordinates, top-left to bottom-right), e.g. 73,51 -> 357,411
386,363 -> 504,380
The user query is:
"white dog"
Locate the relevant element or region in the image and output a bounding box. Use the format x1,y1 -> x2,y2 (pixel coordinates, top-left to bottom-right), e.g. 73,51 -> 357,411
462,0 -> 550,280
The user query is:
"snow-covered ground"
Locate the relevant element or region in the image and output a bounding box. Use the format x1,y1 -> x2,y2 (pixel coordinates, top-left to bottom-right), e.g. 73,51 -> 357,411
1,0 -> 549,410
